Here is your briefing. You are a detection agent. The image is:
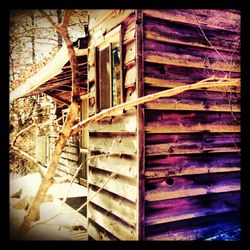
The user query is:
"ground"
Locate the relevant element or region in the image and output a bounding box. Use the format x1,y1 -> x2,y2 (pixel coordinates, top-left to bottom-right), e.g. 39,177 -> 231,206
9,173 -> 87,240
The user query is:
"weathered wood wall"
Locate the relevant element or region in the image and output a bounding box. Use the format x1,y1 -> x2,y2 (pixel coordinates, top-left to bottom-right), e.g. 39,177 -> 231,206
47,128 -> 81,183
142,9 -> 241,240
87,10 -> 139,240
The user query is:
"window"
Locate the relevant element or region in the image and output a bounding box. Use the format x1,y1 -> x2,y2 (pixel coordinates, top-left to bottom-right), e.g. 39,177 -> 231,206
96,26 -> 123,112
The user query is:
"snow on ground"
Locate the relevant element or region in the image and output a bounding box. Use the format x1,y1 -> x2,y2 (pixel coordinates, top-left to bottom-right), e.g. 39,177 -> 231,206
10,173 -> 87,240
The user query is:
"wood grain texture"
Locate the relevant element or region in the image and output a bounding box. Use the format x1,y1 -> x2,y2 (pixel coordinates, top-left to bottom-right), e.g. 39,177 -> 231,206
89,154 -> 137,178
136,9 -> 145,240
88,167 -> 137,202
144,62 -> 240,92
145,133 -> 240,156
89,186 -> 137,227
88,202 -> 137,240
89,109 -> 137,133
145,110 -> 240,133
145,172 -> 240,201
145,152 -> 240,178
124,40 -> 136,65
143,9 -> 240,32
144,86 -> 240,112
145,191 -> 240,225
89,133 -> 137,155
144,16 -> 240,52
145,211 -> 240,240
124,64 -> 136,87
88,219 -> 118,240
144,39 -> 240,72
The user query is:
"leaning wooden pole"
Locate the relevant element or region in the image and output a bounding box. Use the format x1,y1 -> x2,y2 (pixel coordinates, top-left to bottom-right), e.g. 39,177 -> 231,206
71,77 -> 240,135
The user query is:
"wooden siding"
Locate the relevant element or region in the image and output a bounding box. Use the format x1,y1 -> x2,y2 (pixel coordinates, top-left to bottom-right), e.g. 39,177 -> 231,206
87,11 -> 139,240
143,9 -> 240,240
47,133 -> 80,183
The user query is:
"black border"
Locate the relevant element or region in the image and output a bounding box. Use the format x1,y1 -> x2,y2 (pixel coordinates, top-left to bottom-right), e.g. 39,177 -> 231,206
1,0 -> 247,248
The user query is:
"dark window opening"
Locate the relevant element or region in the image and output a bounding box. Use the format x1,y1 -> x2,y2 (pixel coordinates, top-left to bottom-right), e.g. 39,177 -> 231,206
96,27 -> 123,112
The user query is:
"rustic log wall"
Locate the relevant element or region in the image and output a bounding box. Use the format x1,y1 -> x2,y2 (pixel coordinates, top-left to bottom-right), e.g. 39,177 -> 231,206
142,9 -> 240,240
87,10 -> 139,240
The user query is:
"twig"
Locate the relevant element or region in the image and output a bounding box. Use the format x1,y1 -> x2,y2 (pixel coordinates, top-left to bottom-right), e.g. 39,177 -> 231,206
61,161 -> 85,203
12,123 -> 36,146
191,10 -> 230,67
10,145 -> 45,178
61,136 -> 119,203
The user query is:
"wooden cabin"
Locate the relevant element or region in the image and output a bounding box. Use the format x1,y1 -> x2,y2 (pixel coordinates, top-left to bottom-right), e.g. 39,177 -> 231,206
10,9 -> 241,240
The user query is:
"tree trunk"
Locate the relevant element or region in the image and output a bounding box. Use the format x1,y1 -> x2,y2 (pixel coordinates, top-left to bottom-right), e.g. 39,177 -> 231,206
16,10 -> 80,240
16,101 -> 78,239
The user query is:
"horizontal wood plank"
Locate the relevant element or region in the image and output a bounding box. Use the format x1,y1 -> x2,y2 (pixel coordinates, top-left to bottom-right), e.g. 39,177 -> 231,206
145,110 -> 240,133
89,109 -> 137,133
88,202 -> 137,240
144,16 -> 240,52
145,152 -> 240,178
145,172 -> 240,201
144,62 -> 240,92
123,28 -> 135,45
145,191 -> 240,226
124,64 -> 136,87
124,40 -> 136,65
145,211 -> 240,240
88,167 -> 137,202
146,133 -> 240,156
89,186 -> 137,227
144,87 -> 240,112
89,154 -> 137,178
89,133 -> 137,154
88,219 -> 118,240
144,40 -> 240,72
143,9 -> 240,32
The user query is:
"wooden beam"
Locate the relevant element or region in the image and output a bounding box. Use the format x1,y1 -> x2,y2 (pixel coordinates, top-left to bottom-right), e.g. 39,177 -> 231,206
135,9 -> 145,241
88,154 -> 137,178
145,172 -> 240,201
145,211 -> 240,240
145,151 -> 240,178
144,46 -> 240,73
88,167 -> 137,203
144,62 -> 240,93
145,110 -> 240,134
143,9 -> 240,32
89,109 -> 137,133
88,202 -> 137,240
89,133 -> 137,155
88,219 -> 118,240
145,191 -> 240,226
44,91 -> 70,106
144,17 -> 240,52
89,186 -> 137,227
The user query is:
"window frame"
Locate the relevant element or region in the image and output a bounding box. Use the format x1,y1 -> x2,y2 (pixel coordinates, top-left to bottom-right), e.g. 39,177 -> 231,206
95,25 -> 123,113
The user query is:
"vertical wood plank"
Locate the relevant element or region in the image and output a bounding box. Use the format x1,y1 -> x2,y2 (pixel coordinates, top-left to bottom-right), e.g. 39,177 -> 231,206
135,9 -> 145,241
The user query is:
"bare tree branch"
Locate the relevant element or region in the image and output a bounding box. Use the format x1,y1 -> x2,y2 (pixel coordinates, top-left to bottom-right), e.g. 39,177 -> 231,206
10,145 -> 45,178
39,10 -> 60,31
71,76 -> 240,136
